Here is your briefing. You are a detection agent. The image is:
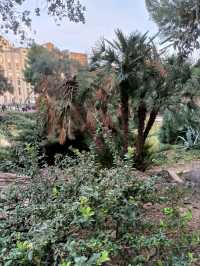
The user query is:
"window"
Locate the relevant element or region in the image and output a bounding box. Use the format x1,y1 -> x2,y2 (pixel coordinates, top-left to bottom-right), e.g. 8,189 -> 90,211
17,79 -> 21,86
18,87 -> 21,95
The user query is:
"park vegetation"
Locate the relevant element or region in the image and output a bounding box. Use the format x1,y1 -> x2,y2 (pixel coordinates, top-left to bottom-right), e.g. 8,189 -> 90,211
1,1 -> 200,265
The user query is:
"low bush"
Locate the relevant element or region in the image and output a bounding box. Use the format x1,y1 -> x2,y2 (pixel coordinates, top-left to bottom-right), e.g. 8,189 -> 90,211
0,112 -> 40,173
0,153 -> 199,265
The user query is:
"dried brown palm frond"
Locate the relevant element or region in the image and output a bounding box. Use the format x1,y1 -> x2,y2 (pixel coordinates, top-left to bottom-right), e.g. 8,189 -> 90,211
86,108 -> 96,132
59,123 -> 67,145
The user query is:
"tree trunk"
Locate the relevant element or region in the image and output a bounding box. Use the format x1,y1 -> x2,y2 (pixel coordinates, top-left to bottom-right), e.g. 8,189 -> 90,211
144,107 -> 159,140
135,101 -> 147,168
120,83 -> 129,154
135,105 -> 159,170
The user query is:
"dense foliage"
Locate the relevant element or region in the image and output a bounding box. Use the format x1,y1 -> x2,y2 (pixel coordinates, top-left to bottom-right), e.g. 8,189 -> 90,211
159,62 -> 200,145
0,69 -> 13,95
160,105 -> 200,145
0,153 -> 199,266
2,4 -> 200,266
146,0 -> 200,55
0,112 -> 41,175
91,31 -> 194,168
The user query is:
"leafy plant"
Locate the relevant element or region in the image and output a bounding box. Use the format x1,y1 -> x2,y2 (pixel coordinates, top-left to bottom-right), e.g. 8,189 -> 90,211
0,153 -> 198,265
179,127 -> 200,150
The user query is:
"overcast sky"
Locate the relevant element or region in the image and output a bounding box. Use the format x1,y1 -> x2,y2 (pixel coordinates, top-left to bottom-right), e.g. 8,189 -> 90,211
9,0 -> 158,54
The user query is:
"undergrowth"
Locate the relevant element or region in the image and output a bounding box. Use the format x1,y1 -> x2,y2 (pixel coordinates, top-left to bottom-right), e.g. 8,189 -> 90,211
0,153 -> 199,266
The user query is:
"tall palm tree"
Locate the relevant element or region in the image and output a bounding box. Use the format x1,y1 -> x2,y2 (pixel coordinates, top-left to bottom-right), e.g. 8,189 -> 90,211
90,29 -> 152,153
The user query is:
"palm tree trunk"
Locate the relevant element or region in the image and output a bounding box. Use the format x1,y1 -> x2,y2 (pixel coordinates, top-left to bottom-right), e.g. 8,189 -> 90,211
135,104 -> 159,170
144,107 -> 159,140
120,87 -> 129,154
135,101 -> 147,168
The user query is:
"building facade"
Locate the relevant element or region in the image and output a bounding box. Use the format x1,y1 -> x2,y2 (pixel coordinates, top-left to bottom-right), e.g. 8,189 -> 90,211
43,42 -> 88,66
69,52 -> 88,66
0,37 -> 88,105
0,37 -> 33,105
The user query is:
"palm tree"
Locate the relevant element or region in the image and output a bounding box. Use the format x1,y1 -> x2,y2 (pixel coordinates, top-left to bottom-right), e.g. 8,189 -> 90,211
90,29 -> 152,153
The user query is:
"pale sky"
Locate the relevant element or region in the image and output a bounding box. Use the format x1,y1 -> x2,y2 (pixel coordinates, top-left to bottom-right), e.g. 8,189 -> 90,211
9,0 -> 158,54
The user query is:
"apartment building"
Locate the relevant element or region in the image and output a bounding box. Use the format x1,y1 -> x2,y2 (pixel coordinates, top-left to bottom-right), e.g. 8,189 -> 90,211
43,42 -> 88,66
0,37 -> 33,105
69,52 -> 88,66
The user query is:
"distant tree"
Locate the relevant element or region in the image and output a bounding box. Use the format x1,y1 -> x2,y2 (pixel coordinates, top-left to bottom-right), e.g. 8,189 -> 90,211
146,0 -> 200,55
24,45 -> 58,87
0,68 -> 13,95
0,0 -> 85,41
24,44 -> 81,93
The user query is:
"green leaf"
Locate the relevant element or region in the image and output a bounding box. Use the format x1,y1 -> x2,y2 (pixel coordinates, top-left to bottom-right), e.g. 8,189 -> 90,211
97,250 -> 110,265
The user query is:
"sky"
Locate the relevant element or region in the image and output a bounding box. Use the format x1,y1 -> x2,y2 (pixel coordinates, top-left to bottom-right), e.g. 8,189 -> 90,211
9,0 -> 158,54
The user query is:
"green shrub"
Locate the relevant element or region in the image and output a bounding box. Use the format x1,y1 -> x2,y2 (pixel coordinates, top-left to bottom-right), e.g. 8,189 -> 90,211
160,105 -> 200,144
0,153 -> 199,265
0,112 -> 42,174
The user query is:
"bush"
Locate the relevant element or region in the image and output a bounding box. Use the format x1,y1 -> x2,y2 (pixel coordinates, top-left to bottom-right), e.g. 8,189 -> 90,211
0,112 -> 42,174
160,105 -> 200,145
0,153 -> 199,265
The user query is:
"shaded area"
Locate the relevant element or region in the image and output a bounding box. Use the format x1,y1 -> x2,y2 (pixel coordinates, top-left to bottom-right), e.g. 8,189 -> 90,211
181,168 -> 200,186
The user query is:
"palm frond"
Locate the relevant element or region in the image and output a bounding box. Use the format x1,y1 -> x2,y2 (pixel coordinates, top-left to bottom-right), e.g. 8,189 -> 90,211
115,29 -> 128,53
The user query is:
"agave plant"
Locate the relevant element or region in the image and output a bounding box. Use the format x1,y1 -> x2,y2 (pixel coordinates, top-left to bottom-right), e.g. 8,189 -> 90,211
178,127 -> 200,149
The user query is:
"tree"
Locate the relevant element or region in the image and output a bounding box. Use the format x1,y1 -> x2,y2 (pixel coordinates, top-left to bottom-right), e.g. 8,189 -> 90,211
0,0 -> 85,41
91,29 -> 193,169
24,44 -> 59,87
146,0 -> 200,55
91,30 -> 152,153
24,44 -> 92,146
24,44 -> 81,93
133,55 -> 192,169
0,68 -> 13,95
160,61 -> 200,144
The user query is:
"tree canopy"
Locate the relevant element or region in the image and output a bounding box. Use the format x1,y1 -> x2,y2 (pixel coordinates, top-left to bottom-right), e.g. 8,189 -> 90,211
91,30 -> 153,152
146,0 -> 200,55
24,44 -> 83,92
0,0 -> 85,40
91,29 -> 194,168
